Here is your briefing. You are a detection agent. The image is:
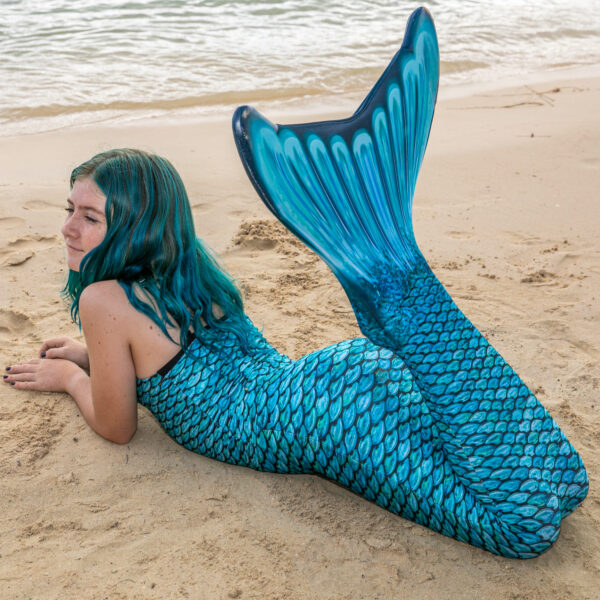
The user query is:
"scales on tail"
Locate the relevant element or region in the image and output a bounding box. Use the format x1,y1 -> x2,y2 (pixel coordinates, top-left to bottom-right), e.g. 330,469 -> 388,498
232,7 -> 588,555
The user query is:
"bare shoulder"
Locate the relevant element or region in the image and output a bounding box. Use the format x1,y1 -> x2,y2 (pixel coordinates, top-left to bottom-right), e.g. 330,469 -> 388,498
79,280 -> 134,320
79,280 -> 182,378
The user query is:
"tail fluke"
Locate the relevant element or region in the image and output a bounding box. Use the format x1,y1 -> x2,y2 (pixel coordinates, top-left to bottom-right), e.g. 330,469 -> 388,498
233,7 -> 438,338
233,6 -> 588,534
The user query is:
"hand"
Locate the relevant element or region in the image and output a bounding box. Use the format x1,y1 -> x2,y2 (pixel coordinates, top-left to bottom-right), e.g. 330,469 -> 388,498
39,337 -> 89,370
4,358 -> 86,394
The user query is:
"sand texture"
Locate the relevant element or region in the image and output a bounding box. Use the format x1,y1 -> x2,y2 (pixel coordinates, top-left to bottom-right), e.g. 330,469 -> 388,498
1,77 -> 599,599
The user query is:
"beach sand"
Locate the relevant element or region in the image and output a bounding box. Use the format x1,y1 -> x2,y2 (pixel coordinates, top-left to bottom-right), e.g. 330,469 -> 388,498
1,76 -> 599,599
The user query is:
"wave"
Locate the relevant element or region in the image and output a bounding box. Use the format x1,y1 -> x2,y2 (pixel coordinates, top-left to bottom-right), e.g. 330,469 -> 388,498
0,87 -> 325,123
2,0 -> 599,134
1,59 -> 494,126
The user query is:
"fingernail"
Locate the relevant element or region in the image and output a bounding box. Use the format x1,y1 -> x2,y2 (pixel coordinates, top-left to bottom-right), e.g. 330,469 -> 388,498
40,352 -> 46,358
5,367 -> 10,371
10,382 -> 15,386
3,375 -> 7,380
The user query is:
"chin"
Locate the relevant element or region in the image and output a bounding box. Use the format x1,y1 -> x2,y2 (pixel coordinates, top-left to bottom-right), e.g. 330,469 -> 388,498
66,255 -> 82,272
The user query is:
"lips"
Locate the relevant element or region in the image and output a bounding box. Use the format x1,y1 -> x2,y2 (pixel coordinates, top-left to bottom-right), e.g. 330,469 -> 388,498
66,244 -> 83,252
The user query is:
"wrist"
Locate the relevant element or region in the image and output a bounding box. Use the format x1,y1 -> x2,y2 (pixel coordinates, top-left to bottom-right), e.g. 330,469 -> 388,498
65,366 -> 90,397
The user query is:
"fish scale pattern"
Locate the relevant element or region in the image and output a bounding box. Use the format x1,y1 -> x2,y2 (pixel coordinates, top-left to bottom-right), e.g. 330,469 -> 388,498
228,7 -> 588,557
137,313 -> 587,558
365,258 -> 588,543
137,324 -> 516,555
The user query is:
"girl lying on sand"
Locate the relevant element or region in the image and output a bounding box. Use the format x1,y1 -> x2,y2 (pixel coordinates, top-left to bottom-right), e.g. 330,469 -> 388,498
4,147 -> 587,559
3,8 -> 588,559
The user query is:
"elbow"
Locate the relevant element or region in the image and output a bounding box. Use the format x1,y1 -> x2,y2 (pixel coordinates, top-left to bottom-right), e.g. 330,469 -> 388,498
101,425 -> 137,445
111,428 -> 136,445
111,435 -> 134,446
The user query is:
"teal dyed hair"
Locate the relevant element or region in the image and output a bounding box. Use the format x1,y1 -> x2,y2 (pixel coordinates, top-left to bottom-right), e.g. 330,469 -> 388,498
64,148 -> 251,349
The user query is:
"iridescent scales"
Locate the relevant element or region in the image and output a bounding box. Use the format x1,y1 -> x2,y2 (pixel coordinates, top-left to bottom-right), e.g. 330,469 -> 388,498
227,6 -> 588,557
136,313 -> 587,558
137,7 -> 587,559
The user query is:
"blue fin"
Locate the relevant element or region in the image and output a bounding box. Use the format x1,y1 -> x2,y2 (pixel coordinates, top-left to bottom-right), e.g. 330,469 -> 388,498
231,9 -> 590,544
233,7 -> 438,331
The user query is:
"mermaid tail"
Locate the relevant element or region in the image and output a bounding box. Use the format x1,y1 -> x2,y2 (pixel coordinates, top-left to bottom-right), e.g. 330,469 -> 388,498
233,7 -> 588,555
233,8 -> 436,347
138,332 -> 570,559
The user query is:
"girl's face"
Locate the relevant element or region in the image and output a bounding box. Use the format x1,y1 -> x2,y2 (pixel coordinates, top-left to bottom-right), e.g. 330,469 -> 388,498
61,177 -> 107,272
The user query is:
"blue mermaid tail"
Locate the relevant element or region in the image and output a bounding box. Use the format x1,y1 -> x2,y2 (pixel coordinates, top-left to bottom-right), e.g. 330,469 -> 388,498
231,7 -> 588,556
233,8 -> 437,346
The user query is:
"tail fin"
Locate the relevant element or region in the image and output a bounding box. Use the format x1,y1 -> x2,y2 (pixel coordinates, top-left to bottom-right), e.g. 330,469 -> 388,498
233,7 -> 438,323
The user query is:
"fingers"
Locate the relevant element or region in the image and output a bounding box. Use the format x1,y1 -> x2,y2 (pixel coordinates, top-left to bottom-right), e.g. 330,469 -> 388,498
5,371 -> 36,383
11,381 -> 40,390
4,361 -> 39,386
39,337 -> 70,356
5,360 -> 41,374
44,347 -> 66,359
5,371 -> 43,390
4,360 -> 56,391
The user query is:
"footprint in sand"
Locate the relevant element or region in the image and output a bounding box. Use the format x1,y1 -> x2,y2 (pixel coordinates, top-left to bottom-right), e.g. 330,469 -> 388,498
0,216 -> 26,230
0,309 -> 34,336
488,298 -> 526,318
568,339 -> 600,362
190,201 -> 212,214
554,252 -> 583,269
589,265 -> 600,276
0,234 -> 60,267
504,232 -> 547,247
534,319 -> 571,337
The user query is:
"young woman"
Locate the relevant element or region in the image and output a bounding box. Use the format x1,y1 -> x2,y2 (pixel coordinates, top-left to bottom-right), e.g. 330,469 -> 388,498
5,150 -> 252,446
4,147 -> 588,559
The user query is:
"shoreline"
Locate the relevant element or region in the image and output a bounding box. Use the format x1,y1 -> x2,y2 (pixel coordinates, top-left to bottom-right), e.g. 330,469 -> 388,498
3,63 -> 600,140
1,70 -> 599,599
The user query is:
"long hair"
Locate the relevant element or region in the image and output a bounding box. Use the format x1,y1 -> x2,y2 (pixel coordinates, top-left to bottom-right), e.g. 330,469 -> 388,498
64,148 -> 251,349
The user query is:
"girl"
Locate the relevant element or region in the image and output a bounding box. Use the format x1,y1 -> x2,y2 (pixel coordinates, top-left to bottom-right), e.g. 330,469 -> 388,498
4,148 -> 587,559
4,8 -> 588,560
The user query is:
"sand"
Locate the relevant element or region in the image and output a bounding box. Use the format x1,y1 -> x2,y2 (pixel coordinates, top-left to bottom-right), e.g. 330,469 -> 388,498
1,76 -> 599,599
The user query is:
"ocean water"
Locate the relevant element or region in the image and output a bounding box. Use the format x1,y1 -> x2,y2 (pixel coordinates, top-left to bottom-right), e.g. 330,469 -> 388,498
1,0 -> 599,135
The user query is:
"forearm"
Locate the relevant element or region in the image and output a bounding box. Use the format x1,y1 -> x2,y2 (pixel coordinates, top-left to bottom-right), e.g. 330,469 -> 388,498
65,370 -> 133,444
65,369 -> 96,428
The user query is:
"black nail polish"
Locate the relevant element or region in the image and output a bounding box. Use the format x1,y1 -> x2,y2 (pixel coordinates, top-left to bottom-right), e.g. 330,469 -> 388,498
5,367 -> 10,371
41,352 -> 46,358
3,375 -> 7,380
10,382 -> 15,386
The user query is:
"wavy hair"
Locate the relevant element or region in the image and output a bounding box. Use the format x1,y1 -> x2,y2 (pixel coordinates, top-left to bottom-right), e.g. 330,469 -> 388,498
64,148 -> 252,349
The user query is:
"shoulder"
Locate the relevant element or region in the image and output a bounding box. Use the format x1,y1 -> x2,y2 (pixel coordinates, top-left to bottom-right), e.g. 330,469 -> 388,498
79,281 -> 137,360
80,280 -> 128,309
79,280 -> 133,323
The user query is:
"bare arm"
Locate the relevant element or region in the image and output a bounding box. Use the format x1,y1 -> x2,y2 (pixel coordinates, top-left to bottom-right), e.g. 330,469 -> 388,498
5,281 -> 138,444
74,282 -> 138,443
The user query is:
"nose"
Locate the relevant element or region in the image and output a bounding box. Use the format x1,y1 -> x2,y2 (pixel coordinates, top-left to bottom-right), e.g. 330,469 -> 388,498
61,213 -> 79,241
